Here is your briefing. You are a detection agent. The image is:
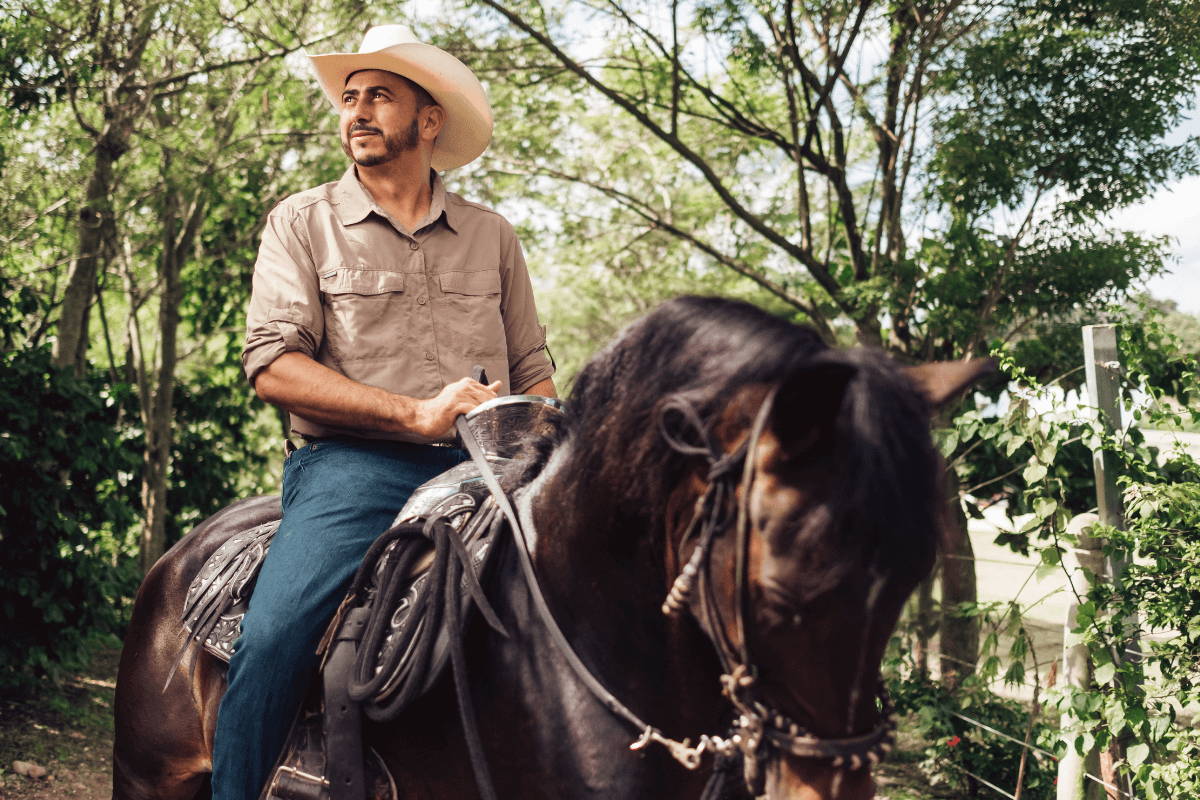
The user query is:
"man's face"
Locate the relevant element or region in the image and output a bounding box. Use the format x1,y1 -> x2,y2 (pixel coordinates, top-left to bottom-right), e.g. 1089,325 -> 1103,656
339,70 -> 422,167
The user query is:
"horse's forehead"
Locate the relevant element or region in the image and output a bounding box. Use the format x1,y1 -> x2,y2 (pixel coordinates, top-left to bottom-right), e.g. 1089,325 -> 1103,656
711,383 -> 774,446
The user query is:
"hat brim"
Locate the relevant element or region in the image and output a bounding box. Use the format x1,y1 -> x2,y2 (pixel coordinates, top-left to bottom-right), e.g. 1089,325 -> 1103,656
308,44 -> 493,171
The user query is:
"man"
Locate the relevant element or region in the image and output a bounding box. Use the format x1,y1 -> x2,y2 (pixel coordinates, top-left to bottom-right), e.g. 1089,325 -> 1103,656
215,24 -> 555,800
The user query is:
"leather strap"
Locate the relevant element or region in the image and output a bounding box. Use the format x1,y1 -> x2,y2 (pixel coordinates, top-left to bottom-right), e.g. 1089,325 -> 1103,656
324,606 -> 370,800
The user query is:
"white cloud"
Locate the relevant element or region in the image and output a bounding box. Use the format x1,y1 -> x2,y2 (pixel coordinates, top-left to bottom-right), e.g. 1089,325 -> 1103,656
1105,104 -> 1200,315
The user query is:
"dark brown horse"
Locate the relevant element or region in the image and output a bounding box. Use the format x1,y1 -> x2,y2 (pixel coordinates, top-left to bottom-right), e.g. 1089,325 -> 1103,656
114,296 -> 987,800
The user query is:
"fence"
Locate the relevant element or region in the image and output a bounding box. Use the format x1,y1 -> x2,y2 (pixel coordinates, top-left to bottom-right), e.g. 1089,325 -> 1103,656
887,324 -> 1199,800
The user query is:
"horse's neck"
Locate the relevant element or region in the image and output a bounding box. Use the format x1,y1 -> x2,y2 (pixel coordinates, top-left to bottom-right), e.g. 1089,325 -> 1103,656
450,476 -> 720,798
515,445 -> 725,740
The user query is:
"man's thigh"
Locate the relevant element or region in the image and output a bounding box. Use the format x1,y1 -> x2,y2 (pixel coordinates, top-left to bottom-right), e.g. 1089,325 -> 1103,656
248,439 -> 465,628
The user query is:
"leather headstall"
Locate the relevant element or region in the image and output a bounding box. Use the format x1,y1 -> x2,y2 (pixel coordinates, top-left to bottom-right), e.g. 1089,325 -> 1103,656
657,387 -> 898,794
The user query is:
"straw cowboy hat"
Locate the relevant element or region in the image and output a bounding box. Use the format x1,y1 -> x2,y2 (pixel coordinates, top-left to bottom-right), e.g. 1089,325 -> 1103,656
308,24 -> 493,171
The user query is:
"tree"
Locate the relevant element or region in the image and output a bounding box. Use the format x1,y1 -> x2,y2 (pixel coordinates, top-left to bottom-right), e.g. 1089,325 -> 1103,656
448,0 -> 1200,676
2,1 -> 362,572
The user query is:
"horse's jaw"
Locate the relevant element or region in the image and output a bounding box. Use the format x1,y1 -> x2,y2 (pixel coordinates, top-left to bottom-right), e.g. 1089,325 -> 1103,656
765,758 -> 875,800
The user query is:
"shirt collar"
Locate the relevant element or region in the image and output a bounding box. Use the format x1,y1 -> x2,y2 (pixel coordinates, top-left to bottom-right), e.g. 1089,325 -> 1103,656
333,166 -> 458,234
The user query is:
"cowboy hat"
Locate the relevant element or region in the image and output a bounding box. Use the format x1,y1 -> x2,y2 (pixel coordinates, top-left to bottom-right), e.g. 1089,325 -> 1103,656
308,24 -> 493,171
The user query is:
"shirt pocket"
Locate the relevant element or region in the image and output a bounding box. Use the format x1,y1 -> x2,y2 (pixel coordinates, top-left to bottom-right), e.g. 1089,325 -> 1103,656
318,266 -> 411,363
438,270 -> 501,297
437,270 -> 505,358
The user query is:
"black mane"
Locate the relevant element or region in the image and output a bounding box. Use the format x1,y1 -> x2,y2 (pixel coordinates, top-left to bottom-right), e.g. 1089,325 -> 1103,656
517,295 -> 939,592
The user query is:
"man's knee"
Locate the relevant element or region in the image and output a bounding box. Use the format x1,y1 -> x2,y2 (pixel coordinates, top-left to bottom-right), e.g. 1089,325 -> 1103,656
232,604 -> 327,672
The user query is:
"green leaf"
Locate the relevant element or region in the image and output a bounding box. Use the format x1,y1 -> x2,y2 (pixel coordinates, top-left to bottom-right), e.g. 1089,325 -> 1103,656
1023,462 -> 1048,482
1034,497 -> 1058,520
1148,715 -> 1172,742
1005,434 -> 1026,457
1126,743 -> 1150,766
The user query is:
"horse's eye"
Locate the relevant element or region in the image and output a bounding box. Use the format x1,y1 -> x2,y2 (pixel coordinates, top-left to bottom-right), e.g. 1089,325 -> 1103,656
759,583 -> 805,626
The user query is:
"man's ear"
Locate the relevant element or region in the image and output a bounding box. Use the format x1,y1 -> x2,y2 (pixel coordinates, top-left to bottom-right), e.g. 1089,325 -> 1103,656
421,104 -> 446,141
904,359 -> 995,411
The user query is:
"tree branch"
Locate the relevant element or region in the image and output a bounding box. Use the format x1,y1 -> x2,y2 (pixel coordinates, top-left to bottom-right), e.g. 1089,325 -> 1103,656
492,160 -> 836,340
134,30 -> 342,94
477,0 -> 853,318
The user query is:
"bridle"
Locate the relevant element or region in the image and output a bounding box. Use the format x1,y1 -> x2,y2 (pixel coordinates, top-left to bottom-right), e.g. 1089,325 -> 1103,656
653,389 -> 897,794
455,387 -> 896,799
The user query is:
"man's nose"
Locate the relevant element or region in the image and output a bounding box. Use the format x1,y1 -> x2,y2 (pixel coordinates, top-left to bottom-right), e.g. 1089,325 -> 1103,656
345,97 -> 370,121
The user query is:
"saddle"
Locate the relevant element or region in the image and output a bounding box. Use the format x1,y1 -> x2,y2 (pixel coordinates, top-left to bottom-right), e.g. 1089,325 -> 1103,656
178,395 -> 563,800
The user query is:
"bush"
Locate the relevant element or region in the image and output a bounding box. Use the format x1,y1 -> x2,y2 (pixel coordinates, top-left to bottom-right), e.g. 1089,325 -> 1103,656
889,671 -> 1060,798
0,344 -> 141,690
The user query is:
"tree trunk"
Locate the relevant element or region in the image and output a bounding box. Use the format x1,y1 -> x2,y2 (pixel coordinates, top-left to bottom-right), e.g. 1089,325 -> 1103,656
140,181 -> 182,573
939,471 -> 978,685
54,141 -> 121,373
52,0 -> 159,374
913,566 -> 937,677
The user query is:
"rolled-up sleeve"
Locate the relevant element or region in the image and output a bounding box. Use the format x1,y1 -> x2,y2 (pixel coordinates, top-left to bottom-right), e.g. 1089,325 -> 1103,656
497,226 -> 554,393
241,206 -> 323,385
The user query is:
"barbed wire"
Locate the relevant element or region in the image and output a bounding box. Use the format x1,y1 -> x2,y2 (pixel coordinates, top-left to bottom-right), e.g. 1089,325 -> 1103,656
950,712 -> 1057,761
944,760 -> 1018,800
948,711 -> 1134,800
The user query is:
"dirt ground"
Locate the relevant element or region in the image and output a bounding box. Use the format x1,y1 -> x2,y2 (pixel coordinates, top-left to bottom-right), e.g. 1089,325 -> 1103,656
0,641 -> 118,800
0,639 -> 943,800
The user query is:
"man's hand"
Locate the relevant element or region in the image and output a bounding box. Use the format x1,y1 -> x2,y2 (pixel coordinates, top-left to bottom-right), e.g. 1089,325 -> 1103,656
410,377 -> 502,439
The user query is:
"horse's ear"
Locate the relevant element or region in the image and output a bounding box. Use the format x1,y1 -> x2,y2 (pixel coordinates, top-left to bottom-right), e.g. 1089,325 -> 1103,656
904,359 -> 995,411
771,361 -> 858,453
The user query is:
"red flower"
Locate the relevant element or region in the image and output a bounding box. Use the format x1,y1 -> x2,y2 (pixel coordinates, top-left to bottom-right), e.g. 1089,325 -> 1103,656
946,736 -> 962,748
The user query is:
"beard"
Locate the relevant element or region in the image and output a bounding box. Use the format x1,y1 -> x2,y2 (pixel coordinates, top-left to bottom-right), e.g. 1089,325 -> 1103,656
341,118 -> 420,166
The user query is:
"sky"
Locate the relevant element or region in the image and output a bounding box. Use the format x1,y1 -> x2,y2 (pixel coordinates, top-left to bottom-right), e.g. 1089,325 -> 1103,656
1108,172 -> 1200,314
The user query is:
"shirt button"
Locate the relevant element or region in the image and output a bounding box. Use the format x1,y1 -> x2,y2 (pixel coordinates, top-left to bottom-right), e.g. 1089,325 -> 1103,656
417,295 -> 427,305
424,351 -> 435,361
409,240 -> 419,250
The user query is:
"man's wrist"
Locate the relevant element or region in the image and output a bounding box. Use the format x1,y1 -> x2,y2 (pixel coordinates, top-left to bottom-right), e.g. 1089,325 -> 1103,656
386,393 -> 425,436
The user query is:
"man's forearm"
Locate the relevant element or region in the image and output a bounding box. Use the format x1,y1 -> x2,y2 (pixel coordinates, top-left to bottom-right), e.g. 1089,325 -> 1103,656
254,352 -> 418,434
254,352 -> 500,439
520,377 -> 557,398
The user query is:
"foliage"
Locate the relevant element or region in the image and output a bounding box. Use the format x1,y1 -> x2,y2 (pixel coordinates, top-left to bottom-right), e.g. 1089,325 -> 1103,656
918,307 -> 1200,796
1051,316 -> 1200,799
0,310 -> 277,687
889,670 -> 1060,798
166,355 -> 279,545
888,578 -> 1062,797
0,333 -> 140,690
455,0 -> 1200,368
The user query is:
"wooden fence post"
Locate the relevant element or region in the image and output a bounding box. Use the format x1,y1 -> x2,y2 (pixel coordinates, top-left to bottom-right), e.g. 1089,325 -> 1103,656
1083,325 -> 1125,540
1057,513 -> 1106,800
1054,324 -> 1140,799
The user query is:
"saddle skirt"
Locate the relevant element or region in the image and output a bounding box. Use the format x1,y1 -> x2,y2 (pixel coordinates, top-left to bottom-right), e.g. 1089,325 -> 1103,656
179,452 -> 510,666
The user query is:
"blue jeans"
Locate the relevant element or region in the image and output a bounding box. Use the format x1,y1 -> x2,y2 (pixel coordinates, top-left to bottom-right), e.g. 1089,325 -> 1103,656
211,438 -> 466,800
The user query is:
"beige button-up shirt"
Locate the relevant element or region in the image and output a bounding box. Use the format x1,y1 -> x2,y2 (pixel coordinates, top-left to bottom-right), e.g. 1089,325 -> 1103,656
242,167 -> 554,441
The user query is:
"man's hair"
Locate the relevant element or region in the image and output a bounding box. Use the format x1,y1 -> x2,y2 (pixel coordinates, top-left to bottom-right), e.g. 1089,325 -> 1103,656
345,70 -> 437,110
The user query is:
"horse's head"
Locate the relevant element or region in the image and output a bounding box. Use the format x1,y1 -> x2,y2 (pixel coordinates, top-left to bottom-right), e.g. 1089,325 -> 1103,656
554,296 -> 989,799
684,353 -> 989,799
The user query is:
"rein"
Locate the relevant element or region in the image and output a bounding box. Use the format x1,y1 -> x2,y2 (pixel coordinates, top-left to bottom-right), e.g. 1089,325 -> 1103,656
454,390 -> 896,799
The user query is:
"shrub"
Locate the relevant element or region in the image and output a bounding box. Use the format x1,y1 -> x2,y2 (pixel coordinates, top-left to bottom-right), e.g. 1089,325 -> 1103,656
0,344 -> 141,690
